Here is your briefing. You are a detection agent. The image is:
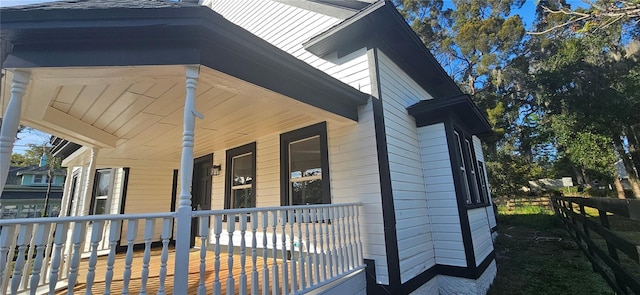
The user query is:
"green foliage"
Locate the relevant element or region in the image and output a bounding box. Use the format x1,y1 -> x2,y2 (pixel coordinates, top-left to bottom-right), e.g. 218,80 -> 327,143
10,144 -> 61,168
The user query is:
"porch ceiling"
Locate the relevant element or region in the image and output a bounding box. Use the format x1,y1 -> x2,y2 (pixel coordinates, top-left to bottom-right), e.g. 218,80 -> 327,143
1,65 -> 353,161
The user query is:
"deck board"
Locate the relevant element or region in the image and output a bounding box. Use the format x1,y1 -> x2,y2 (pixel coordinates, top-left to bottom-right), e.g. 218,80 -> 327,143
56,247 -> 284,295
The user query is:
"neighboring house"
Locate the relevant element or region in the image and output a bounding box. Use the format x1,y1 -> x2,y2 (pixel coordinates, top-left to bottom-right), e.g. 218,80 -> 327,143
0,0 -> 498,294
0,165 -> 65,218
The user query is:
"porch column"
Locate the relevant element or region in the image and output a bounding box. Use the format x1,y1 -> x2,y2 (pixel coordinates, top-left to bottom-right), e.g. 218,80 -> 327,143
81,148 -> 99,215
0,70 -> 30,193
174,65 -> 201,294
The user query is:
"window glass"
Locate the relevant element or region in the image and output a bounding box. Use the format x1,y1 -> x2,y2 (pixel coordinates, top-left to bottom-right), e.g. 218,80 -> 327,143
465,139 -> 482,204
92,169 -> 113,215
289,136 -> 323,205
33,174 -> 50,184
455,132 -> 472,204
225,143 -> 256,209
231,152 -> 254,208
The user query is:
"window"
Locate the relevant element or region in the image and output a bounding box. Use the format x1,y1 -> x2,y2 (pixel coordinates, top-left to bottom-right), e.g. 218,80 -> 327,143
453,130 -> 488,207
280,122 -> 330,206
90,169 -> 113,215
33,174 -> 50,184
225,143 -> 256,209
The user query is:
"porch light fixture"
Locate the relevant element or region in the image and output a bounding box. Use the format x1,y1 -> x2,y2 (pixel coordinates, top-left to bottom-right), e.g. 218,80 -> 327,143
211,164 -> 222,176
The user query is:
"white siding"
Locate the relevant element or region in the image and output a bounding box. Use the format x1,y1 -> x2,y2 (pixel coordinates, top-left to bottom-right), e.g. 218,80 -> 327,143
377,51 -> 435,283
207,0 -> 372,95
468,207 -> 493,265
473,136 -> 497,229
328,100 -> 387,284
418,123 -> 466,267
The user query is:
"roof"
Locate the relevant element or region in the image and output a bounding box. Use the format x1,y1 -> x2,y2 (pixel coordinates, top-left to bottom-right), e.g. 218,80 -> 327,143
1,0 -> 370,121
407,95 -> 492,137
14,166 -> 66,176
0,189 -> 63,200
304,0 -> 463,100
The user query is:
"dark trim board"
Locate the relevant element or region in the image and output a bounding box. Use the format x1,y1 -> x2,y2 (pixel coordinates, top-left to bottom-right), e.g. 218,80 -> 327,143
224,142 -> 257,209
369,48 -> 402,294
366,252 -> 497,295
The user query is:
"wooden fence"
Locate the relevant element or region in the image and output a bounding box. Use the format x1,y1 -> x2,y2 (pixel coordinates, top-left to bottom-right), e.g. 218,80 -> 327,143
494,196 -> 552,210
550,196 -> 640,295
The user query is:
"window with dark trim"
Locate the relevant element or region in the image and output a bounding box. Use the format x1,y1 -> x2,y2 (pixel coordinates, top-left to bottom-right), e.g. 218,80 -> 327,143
280,122 -> 331,206
90,168 -> 114,215
476,160 -> 490,203
225,142 -> 256,209
453,130 -> 489,207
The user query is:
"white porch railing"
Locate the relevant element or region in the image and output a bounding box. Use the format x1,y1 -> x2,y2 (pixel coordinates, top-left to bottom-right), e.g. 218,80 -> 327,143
0,203 -> 363,295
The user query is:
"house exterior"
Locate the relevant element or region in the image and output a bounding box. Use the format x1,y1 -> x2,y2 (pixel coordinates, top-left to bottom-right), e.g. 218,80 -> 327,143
0,0 -> 498,294
0,165 -> 65,218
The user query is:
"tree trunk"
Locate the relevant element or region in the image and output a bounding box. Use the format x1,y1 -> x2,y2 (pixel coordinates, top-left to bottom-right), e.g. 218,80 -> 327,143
626,126 -> 640,177
613,171 -> 626,199
613,136 -> 640,198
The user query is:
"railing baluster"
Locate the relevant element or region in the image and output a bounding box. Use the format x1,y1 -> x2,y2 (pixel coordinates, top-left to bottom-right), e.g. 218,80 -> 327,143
251,212 -> 259,295
337,206 -> 345,274
48,223 -> 69,294
280,210 -> 288,295
227,215 -> 236,295
240,214 -> 248,295
67,222 -> 87,294
21,225 -> 36,291
346,206 -> 355,270
311,208 -> 320,285
318,208 -> 326,282
157,218 -> 173,295
355,205 -> 363,264
40,224 -> 56,286
271,211 -> 280,295
198,216 -> 210,295
85,221 -> 105,295
289,210 -> 298,293
140,218 -> 155,295
213,215 -> 223,295
330,206 -> 338,276
104,220 -> 121,295
304,209 -> 312,286
297,209 -> 306,290
0,225 -> 17,292
122,219 -> 139,295
29,223 -> 50,294
261,212 -> 269,295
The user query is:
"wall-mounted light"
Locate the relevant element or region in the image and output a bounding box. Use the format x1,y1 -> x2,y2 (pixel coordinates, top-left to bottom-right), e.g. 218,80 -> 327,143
211,164 -> 222,176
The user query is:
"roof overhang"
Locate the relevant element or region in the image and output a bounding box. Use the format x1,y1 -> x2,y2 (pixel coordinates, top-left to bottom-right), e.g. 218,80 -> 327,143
407,95 -> 493,137
303,0 -> 462,99
1,0 -> 370,121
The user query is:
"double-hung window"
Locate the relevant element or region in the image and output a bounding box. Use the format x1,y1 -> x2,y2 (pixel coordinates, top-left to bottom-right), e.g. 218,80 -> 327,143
281,122 -> 330,206
91,169 -> 113,215
454,130 -> 489,206
33,174 -> 50,184
225,142 -> 256,209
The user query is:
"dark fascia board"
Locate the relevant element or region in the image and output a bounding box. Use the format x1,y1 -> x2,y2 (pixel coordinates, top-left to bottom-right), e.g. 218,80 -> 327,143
303,0 -> 462,99
0,4 -> 369,121
407,95 -> 493,137
50,137 -> 82,160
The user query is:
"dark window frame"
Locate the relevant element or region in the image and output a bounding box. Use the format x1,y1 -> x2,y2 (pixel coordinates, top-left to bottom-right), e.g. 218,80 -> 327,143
224,142 -> 257,209
280,122 -> 331,206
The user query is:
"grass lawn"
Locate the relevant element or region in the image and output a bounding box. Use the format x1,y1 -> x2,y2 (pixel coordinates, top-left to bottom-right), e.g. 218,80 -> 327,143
488,205 -> 613,295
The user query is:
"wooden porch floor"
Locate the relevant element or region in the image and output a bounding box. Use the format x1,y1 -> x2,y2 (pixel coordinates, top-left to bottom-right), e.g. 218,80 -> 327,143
58,247 -> 274,295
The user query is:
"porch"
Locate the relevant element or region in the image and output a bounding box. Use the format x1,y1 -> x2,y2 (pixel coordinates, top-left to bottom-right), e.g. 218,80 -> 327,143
0,203 -> 364,295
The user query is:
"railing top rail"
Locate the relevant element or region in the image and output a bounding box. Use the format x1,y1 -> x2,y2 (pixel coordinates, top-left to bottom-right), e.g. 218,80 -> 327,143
0,211 -> 176,226
552,196 -> 640,221
191,202 -> 363,217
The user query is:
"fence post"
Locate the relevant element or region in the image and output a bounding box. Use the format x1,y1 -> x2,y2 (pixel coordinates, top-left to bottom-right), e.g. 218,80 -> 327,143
599,209 -> 627,293
579,204 -> 596,271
